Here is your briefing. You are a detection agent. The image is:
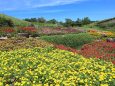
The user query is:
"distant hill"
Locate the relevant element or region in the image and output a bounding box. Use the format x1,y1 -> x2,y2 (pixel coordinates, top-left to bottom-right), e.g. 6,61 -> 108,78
87,17 -> 115,31
0,14 -> 31,27
97,17 -> 115,25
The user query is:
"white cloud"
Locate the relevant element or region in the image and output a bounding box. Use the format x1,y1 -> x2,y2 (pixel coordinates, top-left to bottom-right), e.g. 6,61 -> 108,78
33,0 -> 82,8
0,0 -> 84,11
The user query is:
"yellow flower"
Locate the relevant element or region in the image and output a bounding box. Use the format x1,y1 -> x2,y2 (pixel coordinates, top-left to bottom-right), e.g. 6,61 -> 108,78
100,84 -> 108,86
113,75 -> 115,78
0,82 -> 3,86
84,79 -> 88,82
79,79 -> 84,83
85,84 -> 88,86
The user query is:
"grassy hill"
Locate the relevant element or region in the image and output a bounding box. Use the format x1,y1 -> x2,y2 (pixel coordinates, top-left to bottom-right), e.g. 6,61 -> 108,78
97,17 -> 115,24
96,17 -> 115,31
85,17 -> 115,31
0,14 -> 31,27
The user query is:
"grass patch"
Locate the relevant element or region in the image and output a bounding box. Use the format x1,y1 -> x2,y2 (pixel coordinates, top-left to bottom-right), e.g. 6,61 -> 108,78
40,33 -> 95,49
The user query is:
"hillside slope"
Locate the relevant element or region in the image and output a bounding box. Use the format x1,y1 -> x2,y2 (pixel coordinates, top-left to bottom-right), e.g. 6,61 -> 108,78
97,17 -> 115,24
0,14 -> 31,26
86,17 -> 115,31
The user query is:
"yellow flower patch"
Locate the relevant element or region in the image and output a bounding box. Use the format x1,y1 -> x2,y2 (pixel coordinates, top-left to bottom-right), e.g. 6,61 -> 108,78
0,47 -> 114,85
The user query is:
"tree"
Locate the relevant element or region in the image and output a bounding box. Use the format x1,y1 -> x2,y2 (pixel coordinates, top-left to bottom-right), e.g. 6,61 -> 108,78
30,18 -> 37,22
24,18 -> 31,22
75,18 -> 82,27
47,19 -> 57,24
24,18 -> 37,22
37,17 -> 46,23
64,18 -> 74,27
82,17 -> 91,25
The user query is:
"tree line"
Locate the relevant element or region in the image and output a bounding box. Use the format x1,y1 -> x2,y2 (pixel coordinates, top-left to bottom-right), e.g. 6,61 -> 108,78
24,17 -> 95,27
0,16 -> 95,27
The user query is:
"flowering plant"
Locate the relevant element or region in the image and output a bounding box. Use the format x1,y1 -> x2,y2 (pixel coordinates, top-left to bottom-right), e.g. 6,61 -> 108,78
20,27 -> 37,33
0,47 -> 114,85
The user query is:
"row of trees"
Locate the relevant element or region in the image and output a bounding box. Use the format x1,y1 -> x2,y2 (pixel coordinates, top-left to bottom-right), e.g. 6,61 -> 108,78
24,18 -> 57,24
24,17 -> 94,27
0,17 -> 93,27
62,17 -> 92,27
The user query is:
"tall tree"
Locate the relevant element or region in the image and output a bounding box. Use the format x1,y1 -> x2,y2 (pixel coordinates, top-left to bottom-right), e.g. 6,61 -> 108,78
47,19 -> 57,24
37,17 -> 46,23
64,18 -> 74,27
82,17 -> 91,25
75,18 -> 82,27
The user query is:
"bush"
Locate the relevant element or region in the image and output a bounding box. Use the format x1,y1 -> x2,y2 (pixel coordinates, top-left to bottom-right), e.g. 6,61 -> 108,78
0,17 -> 14,27
41,33 -> 95,49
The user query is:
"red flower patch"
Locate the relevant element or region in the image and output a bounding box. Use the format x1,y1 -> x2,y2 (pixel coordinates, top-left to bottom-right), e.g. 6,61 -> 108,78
3,28 -> 15,33
79,41 -> 115,64
55,44 -> 79,54
21,27 -> 37,32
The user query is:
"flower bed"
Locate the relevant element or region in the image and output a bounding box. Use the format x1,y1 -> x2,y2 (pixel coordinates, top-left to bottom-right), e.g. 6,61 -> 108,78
38,28 -> 81,35
0,47 -> 115,85
55,44 -> 79,54
88,30 -> 115,38
79,41 -> 115,64
0,27 -> 15,36
0,38 -> 53,51
20,27 -> 37,33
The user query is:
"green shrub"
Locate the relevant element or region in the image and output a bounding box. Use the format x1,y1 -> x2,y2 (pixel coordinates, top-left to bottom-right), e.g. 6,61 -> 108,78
0,14 -> 31,27
0,17 -> 14,27
40,33 -> 95,49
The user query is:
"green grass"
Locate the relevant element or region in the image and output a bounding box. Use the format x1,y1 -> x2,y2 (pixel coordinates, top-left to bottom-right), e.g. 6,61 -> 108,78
0,14 -> 31,27
40,33 -> 95,49
32,22 -> 60,28
83,17 -> 115,32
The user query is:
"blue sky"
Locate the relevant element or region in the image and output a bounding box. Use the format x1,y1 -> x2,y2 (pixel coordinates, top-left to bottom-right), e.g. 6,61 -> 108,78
0,0 -> 115,21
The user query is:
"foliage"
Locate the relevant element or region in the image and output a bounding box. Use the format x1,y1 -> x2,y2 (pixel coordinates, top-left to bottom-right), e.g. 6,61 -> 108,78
82,17 -> 91,25
0,47 -> 115,85
0,38 -> 53,51
24,18 -> 37,22
0,14 -> 31,27
64,18 -> 74,27
37,17 -> 46,23
62,17 -> 92,27
75,18 -> 82,27
0,17 -> 14,27
41,33 -> 95,49
79,41 -> 115,64
24,17 -> 46,23
82,17 -> 115,32
47,19 -> 58,24
24,17 -> 93,27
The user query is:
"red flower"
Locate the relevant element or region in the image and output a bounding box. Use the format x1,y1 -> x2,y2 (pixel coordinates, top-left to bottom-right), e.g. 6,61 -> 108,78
79,41 -> 115,64
21,27 -> 37,32
3,28 -> 15,33
55,44 -> 79,54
